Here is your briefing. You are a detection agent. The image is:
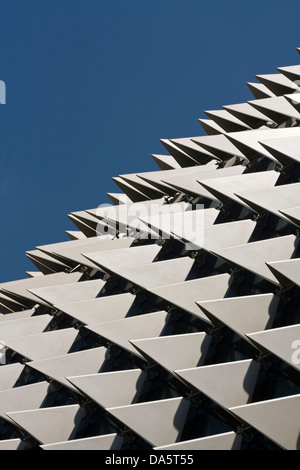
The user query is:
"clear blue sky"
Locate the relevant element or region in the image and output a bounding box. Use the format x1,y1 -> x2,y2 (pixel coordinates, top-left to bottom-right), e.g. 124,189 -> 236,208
0,0 -> 299,282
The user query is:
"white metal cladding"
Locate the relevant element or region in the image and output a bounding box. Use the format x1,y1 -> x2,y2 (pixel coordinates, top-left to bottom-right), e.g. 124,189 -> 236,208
1,48 -> 300,451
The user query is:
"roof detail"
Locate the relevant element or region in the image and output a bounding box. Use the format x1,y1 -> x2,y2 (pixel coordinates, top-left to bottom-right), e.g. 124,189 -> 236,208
1,47 -> 300,451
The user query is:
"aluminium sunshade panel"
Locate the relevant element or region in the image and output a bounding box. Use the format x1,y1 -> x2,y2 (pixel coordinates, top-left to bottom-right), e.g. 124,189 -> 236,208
26,271 -> 46,278
191,134 -> 246,161
197,118 -> 225,135
0,363 -> 24,391
103,256 -> 196,291
55,292 -> 135,325
246,324 -> 300,371
203,109 -> 251,132
277,64 -> 300,82
25,250 -> 71,275
222,102 -> 276,128
147,273 -> 233,323
150,154 -> 182,170
112,176 -> 151,202
199,170 -> 280,208
167,137 -> 219,164
67,214 -> 100,238
154,432 -> 242,450
139,208 -> 219,242
279,207 -> 300,227
40,434 -> 124,451
67,369 -> 147,409
0,382 -> 52,422
160,138 -> 204,167
51,237 -> 136,270
82,244 -> 162,274
67,210 -> 108,237
197,293 -> 279,339
106,192 -> 132,205
85,310 -> 170,358
175,359 -> 260,409
3,327 -> 79,361
235,182 -> 300,224
230,394 -> 300,450
0,295 -> 28,314
65,230 -> 87,240
255,73 -> 300,96
6,405 -> 88,445
0,314 -> 52,340
27,278 -> 106,306
259,135 -> 300,167
171,219 -> 256,252
0,308 -> 35,322
211,234 -> 299,285
86,198 -> 167,231
246,82 -> 276,99
266,259 -> 300,288
107,397 -> 190,447
115,173 -> 167,200
224,127 -> 300,163
131,332 -> 211,374
136,164 -> 219,194
0,439 -> 30,451
161,165 -> 245,199
248,96 -> 300,123
28,347 -> 110,392
0,272 -> 83,307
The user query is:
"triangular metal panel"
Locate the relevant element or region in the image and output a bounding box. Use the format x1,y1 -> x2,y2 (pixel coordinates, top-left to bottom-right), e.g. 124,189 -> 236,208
28,347 -> 109,391
86,311 -> 169,357
259,135 -> 300,166
4,327 -> 79,361
211,235 -> 298,285
148,274 -> 233,322
246,82 -> 276,99
6,405 -> 87,445
223,102 -> 275,127
197,293 -> 279,338
83,244 -> 161,273
40,434 -> 123,451
197,118 -> 224,135
0,314 -> 52,340
176,360 -> 260,408
55,292 -> 135,325
154,432 -> 242,450
279,206 -> 300,227
0,382 -> 51,421
0,363 -> 24,391
28,279 -> 106,306
248,96 -> 300,122
255,73 -> 299,96
131,332 -> 211,373
247,324 -> 300,371
171,219 -> 255,251
200,170 -> 279,206
107,397 -> 190,447
151,154 -> 181,170
235,182 -> 300,223
230,395 -> 300,450
68,369 -> 146,408
267,258 -> 300,288
109,256 -> 195,290
0,272 -> 83,307
277,64 -> 300,82
162,165 -> 245,198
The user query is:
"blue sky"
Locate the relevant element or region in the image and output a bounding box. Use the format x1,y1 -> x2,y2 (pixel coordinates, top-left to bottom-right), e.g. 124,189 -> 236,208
0,0 -> 300,282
